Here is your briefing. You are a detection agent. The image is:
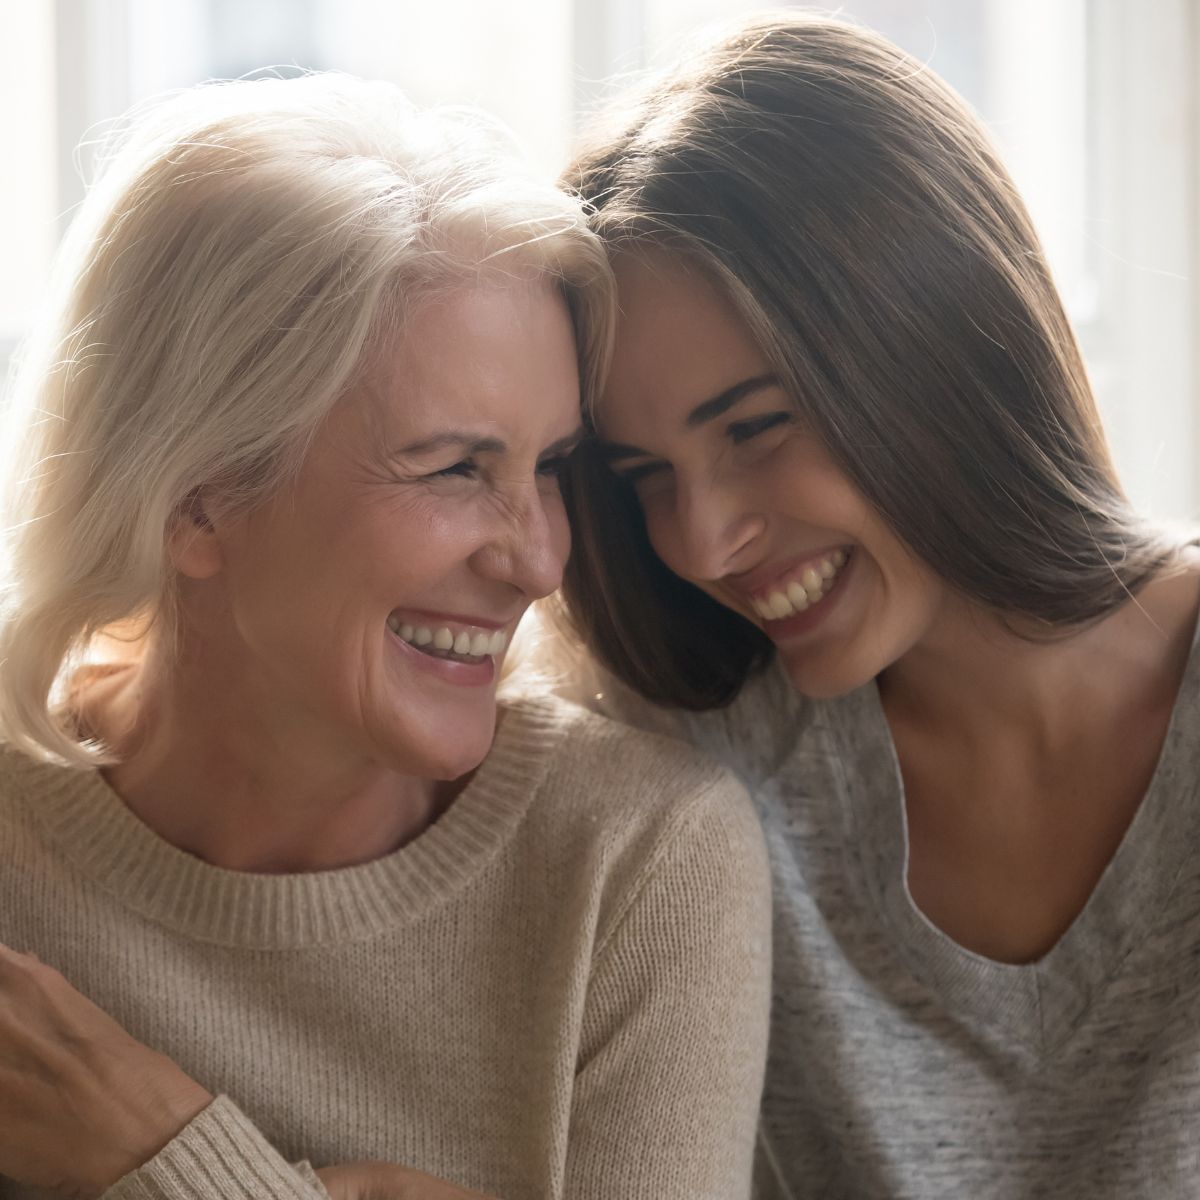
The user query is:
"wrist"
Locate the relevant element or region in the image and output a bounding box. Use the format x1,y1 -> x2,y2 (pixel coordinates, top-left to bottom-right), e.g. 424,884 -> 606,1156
97,1072 -> 214,1195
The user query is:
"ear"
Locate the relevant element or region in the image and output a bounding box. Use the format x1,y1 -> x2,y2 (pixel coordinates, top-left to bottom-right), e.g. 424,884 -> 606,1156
167,490 -> 225,580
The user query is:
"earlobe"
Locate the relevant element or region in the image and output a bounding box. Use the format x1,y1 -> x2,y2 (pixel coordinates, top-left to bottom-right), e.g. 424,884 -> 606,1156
168,491 -> 224,580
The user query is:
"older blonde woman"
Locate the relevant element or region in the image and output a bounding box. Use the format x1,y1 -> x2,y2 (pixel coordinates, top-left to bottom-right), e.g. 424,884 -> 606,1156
0,76 -> 770,1200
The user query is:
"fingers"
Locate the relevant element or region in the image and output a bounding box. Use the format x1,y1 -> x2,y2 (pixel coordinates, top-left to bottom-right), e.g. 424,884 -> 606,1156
0,944 -> 69,999
0,945 -> 50,1001
0,944 -> 48,973
314,1167 -> 349,1200
315,1163 -> 498,1200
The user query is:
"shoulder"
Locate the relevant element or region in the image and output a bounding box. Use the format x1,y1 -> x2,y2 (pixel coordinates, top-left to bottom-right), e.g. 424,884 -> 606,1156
691,657 -> 816,783
530,609 -> 815,783
0,739 -> 44,808
504,692 -> 769,931
0,738 -> 111,847
552,642 -> 815,789
0,739 -> 62,851
511,690 -> 751,819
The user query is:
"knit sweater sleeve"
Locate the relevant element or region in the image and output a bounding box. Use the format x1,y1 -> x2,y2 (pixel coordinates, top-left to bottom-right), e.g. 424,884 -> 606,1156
563,772 -> 772,1200
101,1095 -> 328,1200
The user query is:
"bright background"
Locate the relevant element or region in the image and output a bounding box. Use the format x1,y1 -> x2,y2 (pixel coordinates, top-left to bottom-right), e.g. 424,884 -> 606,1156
2,0 -> 1197,516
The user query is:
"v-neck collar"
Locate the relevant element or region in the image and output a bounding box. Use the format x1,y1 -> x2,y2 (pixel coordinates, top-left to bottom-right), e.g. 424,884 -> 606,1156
821,610 -> 1200,1056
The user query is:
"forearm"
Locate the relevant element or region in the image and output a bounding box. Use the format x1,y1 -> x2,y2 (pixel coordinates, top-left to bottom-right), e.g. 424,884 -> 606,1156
103,1099 -> 497,1200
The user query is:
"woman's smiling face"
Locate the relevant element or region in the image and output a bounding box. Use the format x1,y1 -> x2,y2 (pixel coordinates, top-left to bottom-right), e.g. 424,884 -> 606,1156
186,278 -> 580,779
595,250 -> 948,698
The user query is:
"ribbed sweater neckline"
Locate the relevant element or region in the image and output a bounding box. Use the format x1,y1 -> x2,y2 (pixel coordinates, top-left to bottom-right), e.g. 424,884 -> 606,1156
10,697 -> 564,950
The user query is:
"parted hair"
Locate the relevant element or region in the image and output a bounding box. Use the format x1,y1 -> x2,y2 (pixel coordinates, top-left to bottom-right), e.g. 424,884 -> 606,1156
0,72 -> 614,765
559,11 -> 1178,710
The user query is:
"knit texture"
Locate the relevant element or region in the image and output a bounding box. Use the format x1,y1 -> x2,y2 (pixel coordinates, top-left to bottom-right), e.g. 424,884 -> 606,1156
558,630 -> 1200,1200
0,695 -> 771,1200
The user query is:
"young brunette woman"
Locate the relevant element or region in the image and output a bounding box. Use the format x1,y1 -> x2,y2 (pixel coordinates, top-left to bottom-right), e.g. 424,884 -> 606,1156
556,13 -> 1200,1199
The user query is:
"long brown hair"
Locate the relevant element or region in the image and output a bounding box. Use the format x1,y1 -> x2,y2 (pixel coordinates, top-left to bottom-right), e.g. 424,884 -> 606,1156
558,11 -> 1178,710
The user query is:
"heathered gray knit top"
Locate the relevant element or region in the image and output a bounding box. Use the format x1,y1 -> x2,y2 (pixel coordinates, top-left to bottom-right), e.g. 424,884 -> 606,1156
570,613 -> 1200,1200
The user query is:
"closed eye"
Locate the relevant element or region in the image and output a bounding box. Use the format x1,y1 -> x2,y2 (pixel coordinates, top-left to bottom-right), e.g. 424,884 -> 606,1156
428,459 -> 477,479
728,411 -> 791,445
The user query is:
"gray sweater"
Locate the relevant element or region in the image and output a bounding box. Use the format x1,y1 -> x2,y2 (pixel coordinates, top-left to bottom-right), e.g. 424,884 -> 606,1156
566,627 -> 1200,1199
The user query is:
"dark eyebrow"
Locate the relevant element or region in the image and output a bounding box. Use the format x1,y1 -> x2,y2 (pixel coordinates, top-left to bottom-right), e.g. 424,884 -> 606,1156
685,374 -> 781,428
542,425 -> 586,457
599,374 -> 783,463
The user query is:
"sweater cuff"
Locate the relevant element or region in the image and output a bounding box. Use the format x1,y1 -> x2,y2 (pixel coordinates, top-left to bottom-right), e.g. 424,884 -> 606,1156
102,1095 -> 328,1200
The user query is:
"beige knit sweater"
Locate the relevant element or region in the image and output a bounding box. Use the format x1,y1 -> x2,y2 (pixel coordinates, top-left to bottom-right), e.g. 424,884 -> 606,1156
0,695 -> 770,1200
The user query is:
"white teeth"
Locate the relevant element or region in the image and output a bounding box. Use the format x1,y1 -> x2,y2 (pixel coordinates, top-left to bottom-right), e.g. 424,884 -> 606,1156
751,549 -> 850,623
389,616 -> 509,660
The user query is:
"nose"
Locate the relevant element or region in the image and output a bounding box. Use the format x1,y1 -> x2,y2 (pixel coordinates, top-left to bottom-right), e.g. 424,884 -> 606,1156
472,481 -> 568,600
668,475 -> 765,582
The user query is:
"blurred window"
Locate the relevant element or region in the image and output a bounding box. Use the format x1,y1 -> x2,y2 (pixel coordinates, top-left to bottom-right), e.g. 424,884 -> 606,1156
2,0 -> 1195,516
0,4 -> 57,346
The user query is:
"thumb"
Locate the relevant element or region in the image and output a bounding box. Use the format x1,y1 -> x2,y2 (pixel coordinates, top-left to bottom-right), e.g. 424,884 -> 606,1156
314,1165 -> 353,1200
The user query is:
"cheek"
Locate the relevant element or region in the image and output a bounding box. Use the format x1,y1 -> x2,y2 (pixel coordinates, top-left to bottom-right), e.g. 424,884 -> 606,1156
216,514 -> 311,626
853,530 -> 946,644
883,554 -> 943,623
764,451 -> 848,526
362,491 -> 484,582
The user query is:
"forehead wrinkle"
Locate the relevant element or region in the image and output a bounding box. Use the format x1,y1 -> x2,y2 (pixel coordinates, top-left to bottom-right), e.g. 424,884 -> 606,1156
353,370 -> 504,460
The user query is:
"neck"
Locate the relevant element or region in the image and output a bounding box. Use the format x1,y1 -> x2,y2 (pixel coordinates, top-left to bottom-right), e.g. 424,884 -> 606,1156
878,569 -> 1200,752
80,639 -> 453,875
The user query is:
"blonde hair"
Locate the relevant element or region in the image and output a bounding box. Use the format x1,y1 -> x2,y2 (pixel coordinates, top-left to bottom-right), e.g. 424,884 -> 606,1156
0,73 -> 613,765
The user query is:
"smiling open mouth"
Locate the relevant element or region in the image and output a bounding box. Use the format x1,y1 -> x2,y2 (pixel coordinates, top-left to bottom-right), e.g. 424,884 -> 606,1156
750,549 -> 850,622
387,615 -> 508,664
